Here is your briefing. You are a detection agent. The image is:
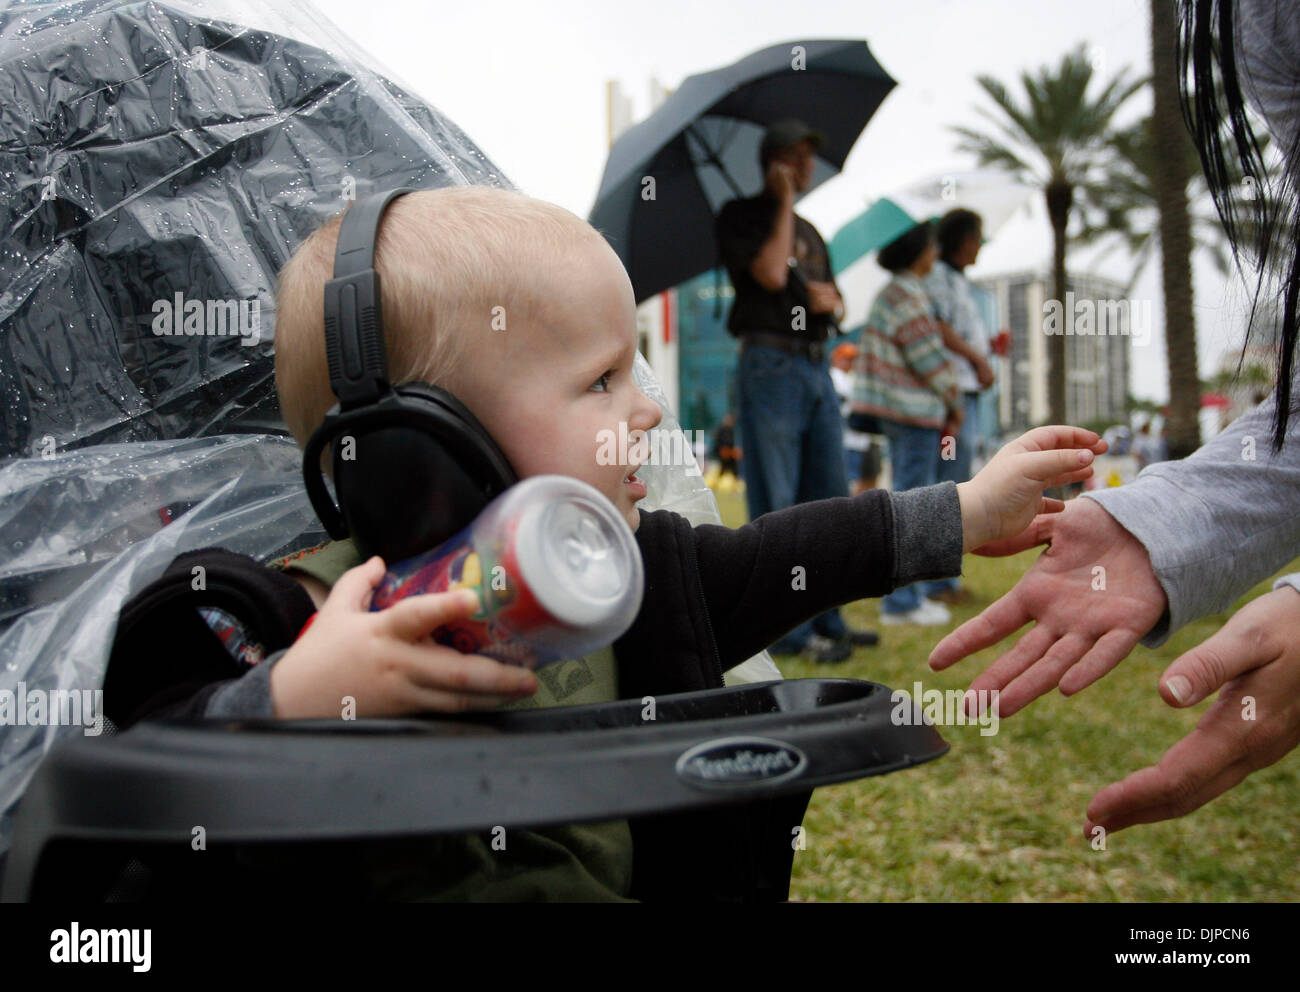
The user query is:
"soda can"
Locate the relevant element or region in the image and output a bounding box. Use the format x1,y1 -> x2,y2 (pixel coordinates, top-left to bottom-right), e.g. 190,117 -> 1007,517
370,475 -> 644,669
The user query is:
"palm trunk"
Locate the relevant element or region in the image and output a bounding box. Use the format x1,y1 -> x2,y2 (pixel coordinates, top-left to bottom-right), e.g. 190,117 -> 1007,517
1151,0 -> 1200,458
1046,180 -> 1072,425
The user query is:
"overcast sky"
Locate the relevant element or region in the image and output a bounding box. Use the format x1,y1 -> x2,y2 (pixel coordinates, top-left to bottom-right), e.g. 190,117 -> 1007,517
309,0 -> 1267,403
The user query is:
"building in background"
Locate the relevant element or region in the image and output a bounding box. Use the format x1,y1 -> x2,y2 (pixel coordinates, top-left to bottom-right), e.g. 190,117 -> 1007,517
975,270 -> 1131,432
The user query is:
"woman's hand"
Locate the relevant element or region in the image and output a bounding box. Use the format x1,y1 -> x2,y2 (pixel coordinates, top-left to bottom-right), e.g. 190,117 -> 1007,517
1085,585 -> 1300,835
930,497 -> 1168,716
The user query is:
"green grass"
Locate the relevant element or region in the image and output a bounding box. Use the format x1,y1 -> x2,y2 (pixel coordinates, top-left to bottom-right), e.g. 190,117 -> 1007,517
712,488 -> 1300,902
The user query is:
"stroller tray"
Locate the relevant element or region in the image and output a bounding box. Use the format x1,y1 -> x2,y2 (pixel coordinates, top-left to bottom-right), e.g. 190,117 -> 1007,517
2,678 -> 946,901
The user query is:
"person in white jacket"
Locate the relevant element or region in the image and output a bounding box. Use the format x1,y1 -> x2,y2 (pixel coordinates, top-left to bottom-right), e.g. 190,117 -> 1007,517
929,0 -> 1300,837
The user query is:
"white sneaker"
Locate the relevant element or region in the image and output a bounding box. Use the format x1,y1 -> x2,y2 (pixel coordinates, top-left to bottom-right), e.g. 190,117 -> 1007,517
880,598 -> 952,626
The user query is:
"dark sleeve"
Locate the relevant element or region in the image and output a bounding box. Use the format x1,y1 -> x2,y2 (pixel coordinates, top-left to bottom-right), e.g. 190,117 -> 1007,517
715,199 -> 771,286
105,549 -> 316,728
134,649 -> 289,722
692,484 -> 963,667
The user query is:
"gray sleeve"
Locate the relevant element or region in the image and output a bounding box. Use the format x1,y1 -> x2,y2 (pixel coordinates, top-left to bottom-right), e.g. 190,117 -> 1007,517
202,648 -> 289,719
889,481 -> 964,586
1084,392 -> 1300,647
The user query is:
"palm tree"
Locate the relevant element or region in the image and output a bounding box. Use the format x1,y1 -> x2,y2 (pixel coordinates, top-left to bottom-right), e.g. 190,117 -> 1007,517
1148,0 -> 1197,458
1078,111 -> 1281,455
1080,3 -> 1282,458
953,45 -> 1144,424
1076,118 -> 1238,294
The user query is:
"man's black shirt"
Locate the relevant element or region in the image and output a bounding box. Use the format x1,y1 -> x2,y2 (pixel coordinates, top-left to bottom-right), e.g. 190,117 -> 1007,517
715,191 -> 838,340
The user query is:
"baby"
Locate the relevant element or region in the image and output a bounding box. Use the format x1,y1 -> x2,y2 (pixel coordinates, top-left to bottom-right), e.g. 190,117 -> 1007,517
243,185 -> 1102,900
269,185 -> 1101,723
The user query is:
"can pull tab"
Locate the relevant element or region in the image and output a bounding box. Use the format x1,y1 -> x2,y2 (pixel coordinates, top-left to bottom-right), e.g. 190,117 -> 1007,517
562,515 -> 609,570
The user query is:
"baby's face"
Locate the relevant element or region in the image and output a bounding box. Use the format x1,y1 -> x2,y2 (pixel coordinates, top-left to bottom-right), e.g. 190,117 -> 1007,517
461,237 -> 662,530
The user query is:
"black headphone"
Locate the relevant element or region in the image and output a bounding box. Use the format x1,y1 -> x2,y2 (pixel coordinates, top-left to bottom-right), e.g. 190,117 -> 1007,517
302,187 -> 518,565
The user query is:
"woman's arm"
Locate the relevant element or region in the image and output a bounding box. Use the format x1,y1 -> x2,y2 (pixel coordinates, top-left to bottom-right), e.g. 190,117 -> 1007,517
1085,383 -> 1300,645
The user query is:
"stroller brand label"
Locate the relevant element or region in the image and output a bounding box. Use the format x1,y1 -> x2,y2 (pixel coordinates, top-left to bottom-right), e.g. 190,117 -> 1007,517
675,737 -> 807,788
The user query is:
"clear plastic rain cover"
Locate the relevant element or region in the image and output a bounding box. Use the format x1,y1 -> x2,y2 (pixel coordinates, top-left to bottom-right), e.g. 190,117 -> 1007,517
0,0 -> 777,857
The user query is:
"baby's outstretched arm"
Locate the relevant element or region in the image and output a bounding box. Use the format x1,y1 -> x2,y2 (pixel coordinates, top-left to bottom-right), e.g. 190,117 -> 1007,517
643,426 -> 1105,672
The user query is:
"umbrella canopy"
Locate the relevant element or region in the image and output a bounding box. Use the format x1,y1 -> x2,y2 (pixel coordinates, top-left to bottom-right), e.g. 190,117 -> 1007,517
589,39 -> 896,303
829,169 -> 1035,329
0,0 -> 508,460
829,169 -> 1037,274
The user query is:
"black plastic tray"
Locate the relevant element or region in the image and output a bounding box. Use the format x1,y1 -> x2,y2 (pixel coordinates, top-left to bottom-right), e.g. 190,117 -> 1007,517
1,678 -> 947,901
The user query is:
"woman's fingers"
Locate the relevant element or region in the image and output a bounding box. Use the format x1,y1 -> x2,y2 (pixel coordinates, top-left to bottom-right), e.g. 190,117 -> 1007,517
996,631 -> 1090,715
1060,628 -> 1142,695
929,591 -> 1034,671
961,623 -> 1059,711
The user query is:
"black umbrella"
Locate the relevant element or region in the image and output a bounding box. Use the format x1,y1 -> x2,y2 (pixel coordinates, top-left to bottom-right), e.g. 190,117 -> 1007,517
0,0 -> 509,460
589,39 -> 896,303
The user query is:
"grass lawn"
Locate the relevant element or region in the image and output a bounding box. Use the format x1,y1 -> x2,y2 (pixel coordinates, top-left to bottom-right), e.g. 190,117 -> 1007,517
711,487 -> 1300,902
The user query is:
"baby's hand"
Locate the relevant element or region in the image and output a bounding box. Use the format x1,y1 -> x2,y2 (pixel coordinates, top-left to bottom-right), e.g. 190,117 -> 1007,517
956,426 -> 1107,552
270,556 -> 538,719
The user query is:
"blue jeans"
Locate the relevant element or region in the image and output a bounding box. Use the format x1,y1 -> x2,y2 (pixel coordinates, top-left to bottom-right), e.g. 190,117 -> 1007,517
925,392 -> 980,596
843,445 -> 863,486
736,344 -> 850,650
881,419 -> 943,615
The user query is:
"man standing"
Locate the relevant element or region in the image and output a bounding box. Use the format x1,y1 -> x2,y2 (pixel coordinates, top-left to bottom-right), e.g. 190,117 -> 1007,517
715,119 -> 877,663
922,208 -> 996,607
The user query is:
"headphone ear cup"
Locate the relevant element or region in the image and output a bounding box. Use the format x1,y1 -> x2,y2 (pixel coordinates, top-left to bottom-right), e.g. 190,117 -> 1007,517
333,425 -> 493,565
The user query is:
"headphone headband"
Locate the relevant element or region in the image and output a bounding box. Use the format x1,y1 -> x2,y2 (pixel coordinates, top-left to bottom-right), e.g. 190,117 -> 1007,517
322,186 -> 415,410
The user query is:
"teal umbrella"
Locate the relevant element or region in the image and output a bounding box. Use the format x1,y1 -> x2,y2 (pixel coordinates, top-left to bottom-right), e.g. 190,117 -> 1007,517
829,169 -> 1035,275
828,194 -> 937,275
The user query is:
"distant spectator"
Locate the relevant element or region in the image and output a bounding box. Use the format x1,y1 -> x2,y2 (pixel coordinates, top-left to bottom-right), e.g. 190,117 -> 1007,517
712,412 -> 741,481
1132,420 -> 1166,468
829,342 -> 872,492
852,220 -> 962,627
922,208 -> 997,606
715,118 -> 878,661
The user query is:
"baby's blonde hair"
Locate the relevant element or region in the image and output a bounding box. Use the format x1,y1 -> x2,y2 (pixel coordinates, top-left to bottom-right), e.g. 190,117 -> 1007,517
274,185 -> 604,453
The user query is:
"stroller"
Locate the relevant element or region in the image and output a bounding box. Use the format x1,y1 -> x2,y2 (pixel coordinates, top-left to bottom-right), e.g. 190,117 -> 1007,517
0,0 -> 948,902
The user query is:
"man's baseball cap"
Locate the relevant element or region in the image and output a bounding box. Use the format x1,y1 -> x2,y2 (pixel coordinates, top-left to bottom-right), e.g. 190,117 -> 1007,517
759,119 -> 825,163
